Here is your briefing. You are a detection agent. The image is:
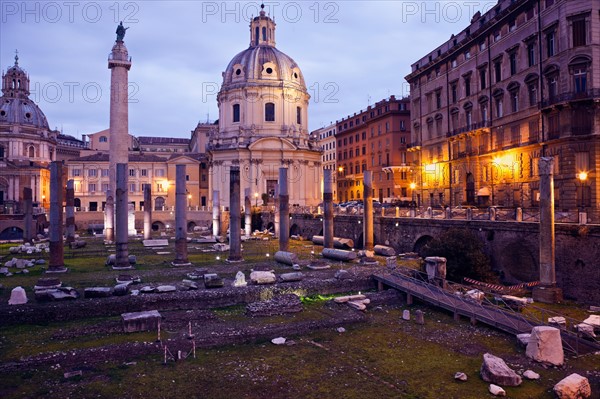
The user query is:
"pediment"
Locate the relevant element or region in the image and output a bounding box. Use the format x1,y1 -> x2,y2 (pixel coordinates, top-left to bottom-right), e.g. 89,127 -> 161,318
248,137 -> 296,151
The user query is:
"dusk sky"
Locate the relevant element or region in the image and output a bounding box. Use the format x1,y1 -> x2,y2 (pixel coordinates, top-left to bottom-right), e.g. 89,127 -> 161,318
1,1 -> 496,139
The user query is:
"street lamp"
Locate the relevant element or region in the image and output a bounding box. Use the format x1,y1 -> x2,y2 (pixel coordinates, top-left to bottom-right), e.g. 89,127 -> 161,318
254,192 -> 259,207
577,171 -> 588,212
409,182 -> 416,206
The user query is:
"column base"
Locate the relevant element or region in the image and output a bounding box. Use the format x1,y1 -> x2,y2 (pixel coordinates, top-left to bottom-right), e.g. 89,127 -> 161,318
225,257 -> 244,264
171,261 -> 192,267
45,266 -> 69,274
112,265 -> 134,270
532,286 -> 563,304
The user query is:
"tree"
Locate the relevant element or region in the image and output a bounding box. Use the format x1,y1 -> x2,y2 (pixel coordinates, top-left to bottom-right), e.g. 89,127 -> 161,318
421,228 -> 497,283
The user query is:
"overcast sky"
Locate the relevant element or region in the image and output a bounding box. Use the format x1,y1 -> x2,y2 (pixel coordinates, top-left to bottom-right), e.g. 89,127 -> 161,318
1,1 -> 497,139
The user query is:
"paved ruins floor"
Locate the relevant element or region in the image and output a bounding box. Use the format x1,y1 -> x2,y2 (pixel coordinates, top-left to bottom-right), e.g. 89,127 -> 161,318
0,235 -> 598,398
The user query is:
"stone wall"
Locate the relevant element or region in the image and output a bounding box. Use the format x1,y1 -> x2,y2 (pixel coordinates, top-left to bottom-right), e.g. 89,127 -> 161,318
267,213 -> 600,304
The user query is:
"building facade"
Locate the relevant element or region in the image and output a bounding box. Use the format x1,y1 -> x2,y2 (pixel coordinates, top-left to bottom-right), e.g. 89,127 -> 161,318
336,96 -> 412,203
0,55 -> 58,213
312,123 -> 338,201
209,6 -> 322,208
405,0 -> 599,210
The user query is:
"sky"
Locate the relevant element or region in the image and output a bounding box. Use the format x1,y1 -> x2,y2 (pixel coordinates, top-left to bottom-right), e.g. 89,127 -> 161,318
1,1 -> 497,139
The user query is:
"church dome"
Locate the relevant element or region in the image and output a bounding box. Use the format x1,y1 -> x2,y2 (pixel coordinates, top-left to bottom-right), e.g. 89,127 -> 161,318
0,54 -> 50,130
220,6 -> 307,93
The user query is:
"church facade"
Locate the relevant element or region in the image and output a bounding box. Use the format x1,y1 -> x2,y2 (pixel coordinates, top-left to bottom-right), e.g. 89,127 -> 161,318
208,7 -> 323,208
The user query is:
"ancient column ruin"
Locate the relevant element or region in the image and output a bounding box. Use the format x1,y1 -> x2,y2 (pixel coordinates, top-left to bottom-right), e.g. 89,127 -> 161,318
363,170 -> 374,250
227,167 -> 243,262
244,187 -> 252,237
279,168 -> 289,252
173,164 -> 189,266
48,162 -> 67,273
114,163 -> 131,269
65,179 -> 75,243
212,190 -> 220,237
22,187 -> 33,243
143,184 -> 152,240
323,168 -> 334,249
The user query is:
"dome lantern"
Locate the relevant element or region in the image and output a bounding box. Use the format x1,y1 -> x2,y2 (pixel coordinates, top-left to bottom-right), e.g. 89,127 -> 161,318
2,50 -> 30,98
250,3 -> 276,47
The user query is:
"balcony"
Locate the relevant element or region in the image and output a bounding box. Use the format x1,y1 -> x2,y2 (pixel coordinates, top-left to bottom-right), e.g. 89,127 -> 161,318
446,121 -> 491,138
542,88 -> 600,108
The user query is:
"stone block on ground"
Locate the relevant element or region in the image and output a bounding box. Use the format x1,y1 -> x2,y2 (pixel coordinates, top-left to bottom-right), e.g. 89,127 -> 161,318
415,309 -> 425,325
322,248 -> 357,262
155,285 -> 177,293
575,323 -> 596,338
204,273 -> 224,288
143,239 -> 169,247
334,294 -> 366,303
35,287 -> 80,301
68,240 -> 86,249
213,243 -> 230,252
232,271 -> 247,287
105,254 -> 116,266
121,310 -> 161,333
582,315 -> 600,331
454,372 -> 467,381
246,294 -> 303,317
271,337 -> 286,345
516,333 -> 531,347
347,300 -> 367,311
274,251 -> 299,266
553,373 -> 592,399
334,269 -> 352,280
480,353 -> 522,386
523,370 -> 540,380
181,280 -> 198,290
279,272 -> 304,282
489,384 -> 506,396
113,283 -> 130,296
8,286 -> 27,305
548,316 -> 566,328
526,326 -> 564,366
34,277 -> 62,290
374,245 -> 395,256
402,309 -> 410,320
250,271 -> 276,285
84,287 -> 113,298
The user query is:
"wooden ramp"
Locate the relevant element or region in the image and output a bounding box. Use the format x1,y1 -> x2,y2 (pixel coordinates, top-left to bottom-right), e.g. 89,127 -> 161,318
373,271 -> 600,355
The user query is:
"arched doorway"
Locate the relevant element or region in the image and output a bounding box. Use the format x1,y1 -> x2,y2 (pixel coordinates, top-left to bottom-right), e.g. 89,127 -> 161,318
466,173 -> 475,205
413,235 -> 434,256
290,224 -> 301,237
152,221 -> 165,231
74,198 -> 81,210
187,221 -> 197,232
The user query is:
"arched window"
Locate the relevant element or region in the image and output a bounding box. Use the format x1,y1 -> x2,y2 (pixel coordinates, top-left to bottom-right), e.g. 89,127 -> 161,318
0,146 -> 4,160
255,27 -> 259,45
28,146 -> 35,158
296,107 -> 301,124
232,104 -> 240,123
265,102 -> 275,122
154,196 -> 165,211
262,27 -> 267,41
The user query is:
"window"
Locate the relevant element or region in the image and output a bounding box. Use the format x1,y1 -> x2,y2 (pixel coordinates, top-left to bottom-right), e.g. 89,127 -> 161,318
572,18 -> 587,47
495,98 -> 504,118
233,104 -> 240,122
88,169 -> 97,177
451,83 -> 457,103
265,102 -> 275,121
102,183 -> 109,193
88,183 -> 96,192
509,19 -> 516,32
72,169 -> 81,177
527,43 -> 536,66
155,168 -> 165,177
436,92 -> 441,109
493,29 -> 501,42
129,169 -> 136,177
129,183 -> 136,193
546,30 -> 555,57
528,83 -> 538,106
574,67 -> 587,93
99,136 -> 108,143
362,146 -> 366,155
548,75 -> 558,101
494,61 -> 502,82
509,52 -> 517,76
464,76 -> 471,97
510,89 -> 519,113
511,125 -> 520,145
479,68 -> 487,90
140,169 -> 148,177
101,169 -> 109,177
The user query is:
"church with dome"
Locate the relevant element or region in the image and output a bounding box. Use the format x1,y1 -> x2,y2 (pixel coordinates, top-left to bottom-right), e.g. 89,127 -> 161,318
208,6 -> 323,208
0,54 -> 58,213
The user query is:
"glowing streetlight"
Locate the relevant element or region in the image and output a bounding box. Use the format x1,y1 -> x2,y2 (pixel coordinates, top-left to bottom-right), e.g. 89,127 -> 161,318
254,192 -> 259,206
409,182 -> 416,206
578,171 -> 588,212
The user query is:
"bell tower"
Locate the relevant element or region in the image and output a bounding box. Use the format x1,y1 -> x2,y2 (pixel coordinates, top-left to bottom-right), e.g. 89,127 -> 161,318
1,51 -> 30,98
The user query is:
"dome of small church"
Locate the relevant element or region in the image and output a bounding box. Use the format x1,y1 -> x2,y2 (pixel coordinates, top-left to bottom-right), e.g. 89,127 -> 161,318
221,6 -> 307,93
0,54 -> 50,130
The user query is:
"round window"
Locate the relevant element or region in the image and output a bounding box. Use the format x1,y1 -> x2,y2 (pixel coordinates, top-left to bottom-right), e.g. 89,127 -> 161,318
0,110 -> 5,116
25,112 -> 31,119
235,69 -> 241,76
266,67 -> 273,74
294,72 -> 298,79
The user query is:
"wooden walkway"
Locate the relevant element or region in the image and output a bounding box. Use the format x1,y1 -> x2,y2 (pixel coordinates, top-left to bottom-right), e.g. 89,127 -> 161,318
373,272 -> 600,355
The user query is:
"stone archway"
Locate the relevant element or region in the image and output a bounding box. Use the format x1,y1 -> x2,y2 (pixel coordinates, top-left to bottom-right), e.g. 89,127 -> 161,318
187,221 -> 197,232
290,223 -> 301,237
498,241 -> 537,283
0,226 -> 22,240
152,221 -> 166,231
413,235 -> 434,256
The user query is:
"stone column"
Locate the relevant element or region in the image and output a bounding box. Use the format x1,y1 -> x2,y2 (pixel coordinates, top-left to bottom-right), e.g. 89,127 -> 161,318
143,184 -> 152,240
273,184 -> 280,237
227,167 -> 243,262
115,163 -> 131,269
279,168 -> 289,252
104,190 -> 114,242
212,190 -> 220,237
173,164 -> 189,265
48,162 -> 67,273
323,169 -> 334,249
23,187 -> 33,243
533,157 -> 562,303
363,171 -> 374,250
65,179 -> 75,243
244,188 -> 252,237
